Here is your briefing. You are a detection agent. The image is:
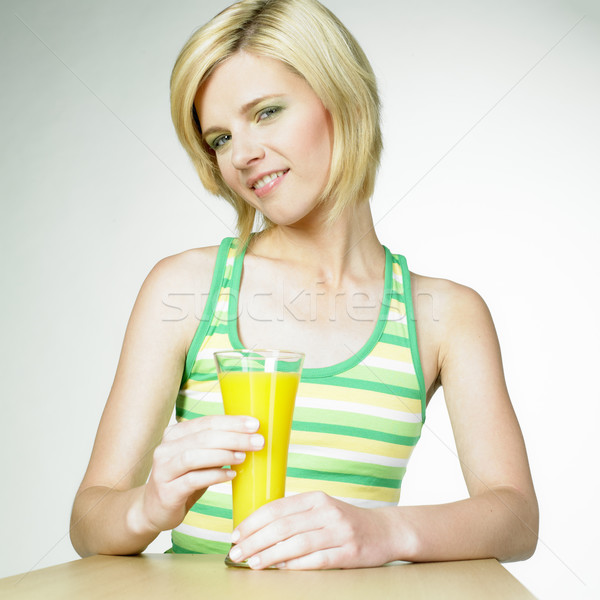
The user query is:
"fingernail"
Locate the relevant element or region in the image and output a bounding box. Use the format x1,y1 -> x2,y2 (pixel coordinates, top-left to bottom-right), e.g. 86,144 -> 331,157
226,469 -> 236,479
231,529 -> 240,543
251,434 -> 264,448
248,556 -> 260,569
229,546 -> 242,561
234,452 -> 246,462
275,562 -> 286,569
245,417 -> 260,431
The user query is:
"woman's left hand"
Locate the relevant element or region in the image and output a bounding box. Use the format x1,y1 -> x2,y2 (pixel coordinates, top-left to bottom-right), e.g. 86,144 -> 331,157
228,491 -> 400,570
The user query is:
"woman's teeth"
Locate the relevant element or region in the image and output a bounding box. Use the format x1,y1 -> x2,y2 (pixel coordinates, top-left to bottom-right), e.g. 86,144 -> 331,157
253,170 -> 286,190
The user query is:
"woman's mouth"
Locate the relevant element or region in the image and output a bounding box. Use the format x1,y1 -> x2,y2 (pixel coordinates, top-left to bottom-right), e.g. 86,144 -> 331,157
251,170 -> 289,197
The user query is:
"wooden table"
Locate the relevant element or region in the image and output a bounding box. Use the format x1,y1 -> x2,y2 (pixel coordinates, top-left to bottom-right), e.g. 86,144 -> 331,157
0,554 -> 535,599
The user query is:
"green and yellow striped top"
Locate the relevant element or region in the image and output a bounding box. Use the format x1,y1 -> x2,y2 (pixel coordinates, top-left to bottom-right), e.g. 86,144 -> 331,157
171,237 -> 426,554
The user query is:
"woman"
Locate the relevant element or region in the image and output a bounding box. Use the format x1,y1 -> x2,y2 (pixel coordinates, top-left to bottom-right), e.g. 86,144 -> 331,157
70,0 -> 538,570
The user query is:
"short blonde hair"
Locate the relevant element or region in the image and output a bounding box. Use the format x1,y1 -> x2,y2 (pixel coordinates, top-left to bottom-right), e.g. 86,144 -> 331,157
170,0 -> 382,244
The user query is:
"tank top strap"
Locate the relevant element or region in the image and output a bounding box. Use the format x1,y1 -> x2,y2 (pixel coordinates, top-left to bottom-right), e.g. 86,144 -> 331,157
180,237 -> 238,386
386,251 -> 426,423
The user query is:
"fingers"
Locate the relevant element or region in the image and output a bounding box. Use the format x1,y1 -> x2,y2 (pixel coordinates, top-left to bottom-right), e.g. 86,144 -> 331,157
235,507 -> 313,552
142,415 -> 266,534
231,492 -> 342,568
235,491 -> 325,539
232,492 -> 330,543
165,448 -> 246,483
167,466 -> 237,507
146,466 -> 237,530
153,416 -> 264,483
155,434 -> 252,477
229,493 -> 386,570
235,530 -> 342,571
162,415 -> 259,442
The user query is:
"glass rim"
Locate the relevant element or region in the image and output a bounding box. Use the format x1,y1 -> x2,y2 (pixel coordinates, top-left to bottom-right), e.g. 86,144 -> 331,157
214,349 -> 305,359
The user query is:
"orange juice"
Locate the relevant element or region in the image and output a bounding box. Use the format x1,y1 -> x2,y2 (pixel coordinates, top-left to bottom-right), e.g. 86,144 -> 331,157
219,371 -> 300,527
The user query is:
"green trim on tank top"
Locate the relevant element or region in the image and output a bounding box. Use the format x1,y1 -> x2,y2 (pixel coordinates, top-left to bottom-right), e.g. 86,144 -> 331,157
226,240 -> 393,379
180,238 -> 235,387
398,253 -> 427,423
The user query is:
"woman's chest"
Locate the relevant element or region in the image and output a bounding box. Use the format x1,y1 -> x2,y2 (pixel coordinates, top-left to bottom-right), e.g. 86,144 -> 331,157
236,280 -> 381,369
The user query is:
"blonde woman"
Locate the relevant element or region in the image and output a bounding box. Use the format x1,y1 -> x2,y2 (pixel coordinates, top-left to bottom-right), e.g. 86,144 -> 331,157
70,0 -> 538,570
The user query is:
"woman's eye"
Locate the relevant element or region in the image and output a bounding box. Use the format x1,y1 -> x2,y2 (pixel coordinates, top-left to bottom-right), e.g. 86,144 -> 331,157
210,134 -> 231,150
258,106 -> 281,121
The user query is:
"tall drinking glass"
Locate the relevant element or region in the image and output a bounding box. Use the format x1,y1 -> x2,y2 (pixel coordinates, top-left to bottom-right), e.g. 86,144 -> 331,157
214,349 -> 304,567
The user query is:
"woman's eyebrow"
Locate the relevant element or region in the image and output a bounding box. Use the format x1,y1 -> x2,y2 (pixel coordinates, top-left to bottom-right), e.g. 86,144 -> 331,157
202,94 -> 285,138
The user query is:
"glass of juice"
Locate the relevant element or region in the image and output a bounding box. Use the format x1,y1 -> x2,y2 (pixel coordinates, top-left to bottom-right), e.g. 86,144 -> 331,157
214,349 -> 304,567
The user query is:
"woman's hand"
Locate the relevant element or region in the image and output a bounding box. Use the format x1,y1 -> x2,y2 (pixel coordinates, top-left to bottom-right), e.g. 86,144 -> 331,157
136,415 -> 264,534
228,491 -> 400,570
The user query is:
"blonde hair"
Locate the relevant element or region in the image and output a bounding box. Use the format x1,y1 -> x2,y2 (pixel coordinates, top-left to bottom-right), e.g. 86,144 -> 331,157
170,0 -> 382,244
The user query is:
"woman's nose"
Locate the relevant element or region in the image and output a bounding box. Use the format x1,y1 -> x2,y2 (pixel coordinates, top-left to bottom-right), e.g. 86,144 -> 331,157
230,132 -> 264,170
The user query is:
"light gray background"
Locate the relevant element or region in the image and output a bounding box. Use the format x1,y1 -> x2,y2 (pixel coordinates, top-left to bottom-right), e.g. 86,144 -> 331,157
1,1 -> 599,598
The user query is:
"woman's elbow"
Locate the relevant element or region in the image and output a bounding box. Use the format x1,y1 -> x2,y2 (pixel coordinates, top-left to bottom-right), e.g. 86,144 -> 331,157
498,488 -> 539,562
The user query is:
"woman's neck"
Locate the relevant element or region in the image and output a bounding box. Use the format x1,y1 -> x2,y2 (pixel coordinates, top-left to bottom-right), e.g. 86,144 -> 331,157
249,202 -> 384,288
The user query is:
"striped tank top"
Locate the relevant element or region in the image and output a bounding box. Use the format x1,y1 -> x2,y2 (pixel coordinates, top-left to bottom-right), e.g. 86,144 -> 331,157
171,237 -> 426,554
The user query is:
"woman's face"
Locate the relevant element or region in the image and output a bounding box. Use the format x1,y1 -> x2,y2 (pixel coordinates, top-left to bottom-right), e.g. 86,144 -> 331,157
195,51 -> 334,226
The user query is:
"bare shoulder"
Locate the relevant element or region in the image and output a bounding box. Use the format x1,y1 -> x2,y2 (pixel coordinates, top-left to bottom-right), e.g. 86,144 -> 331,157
146,245 -> 221,291
140,245 -> 220,305
132,245 -> 222,345
408,271 -> 495,399
410,271 -> 491,326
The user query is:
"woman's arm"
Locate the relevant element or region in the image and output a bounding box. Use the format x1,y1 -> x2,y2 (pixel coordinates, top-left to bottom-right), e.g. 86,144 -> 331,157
70,249 -> 262,557
395,281 -> 539,562
226,280 -> 538,569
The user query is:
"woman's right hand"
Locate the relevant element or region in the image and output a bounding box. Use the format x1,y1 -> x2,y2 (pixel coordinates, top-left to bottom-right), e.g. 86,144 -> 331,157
137,415 -> 264,534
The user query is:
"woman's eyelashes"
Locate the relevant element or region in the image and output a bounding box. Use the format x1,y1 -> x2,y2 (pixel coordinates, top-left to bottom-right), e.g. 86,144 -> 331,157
207,106 -> 284,151
257,105 -> 283,121
210,134 -> 231,150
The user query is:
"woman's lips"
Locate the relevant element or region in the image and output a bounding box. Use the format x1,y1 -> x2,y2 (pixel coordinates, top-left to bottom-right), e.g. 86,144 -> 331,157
251,169 -> 289,198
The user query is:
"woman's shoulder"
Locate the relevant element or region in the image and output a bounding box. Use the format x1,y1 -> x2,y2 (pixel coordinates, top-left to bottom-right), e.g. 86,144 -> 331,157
150,245 -> 222,287
408,271 -> 496,398
409,271 -> 496,354
409,271 -> 489,317
136,245 -> 224,327
392,252 -> 485,314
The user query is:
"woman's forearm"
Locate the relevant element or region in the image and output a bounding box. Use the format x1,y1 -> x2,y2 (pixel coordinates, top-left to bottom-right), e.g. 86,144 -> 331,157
384,486 -> 539,563
70,485 -> 159,557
